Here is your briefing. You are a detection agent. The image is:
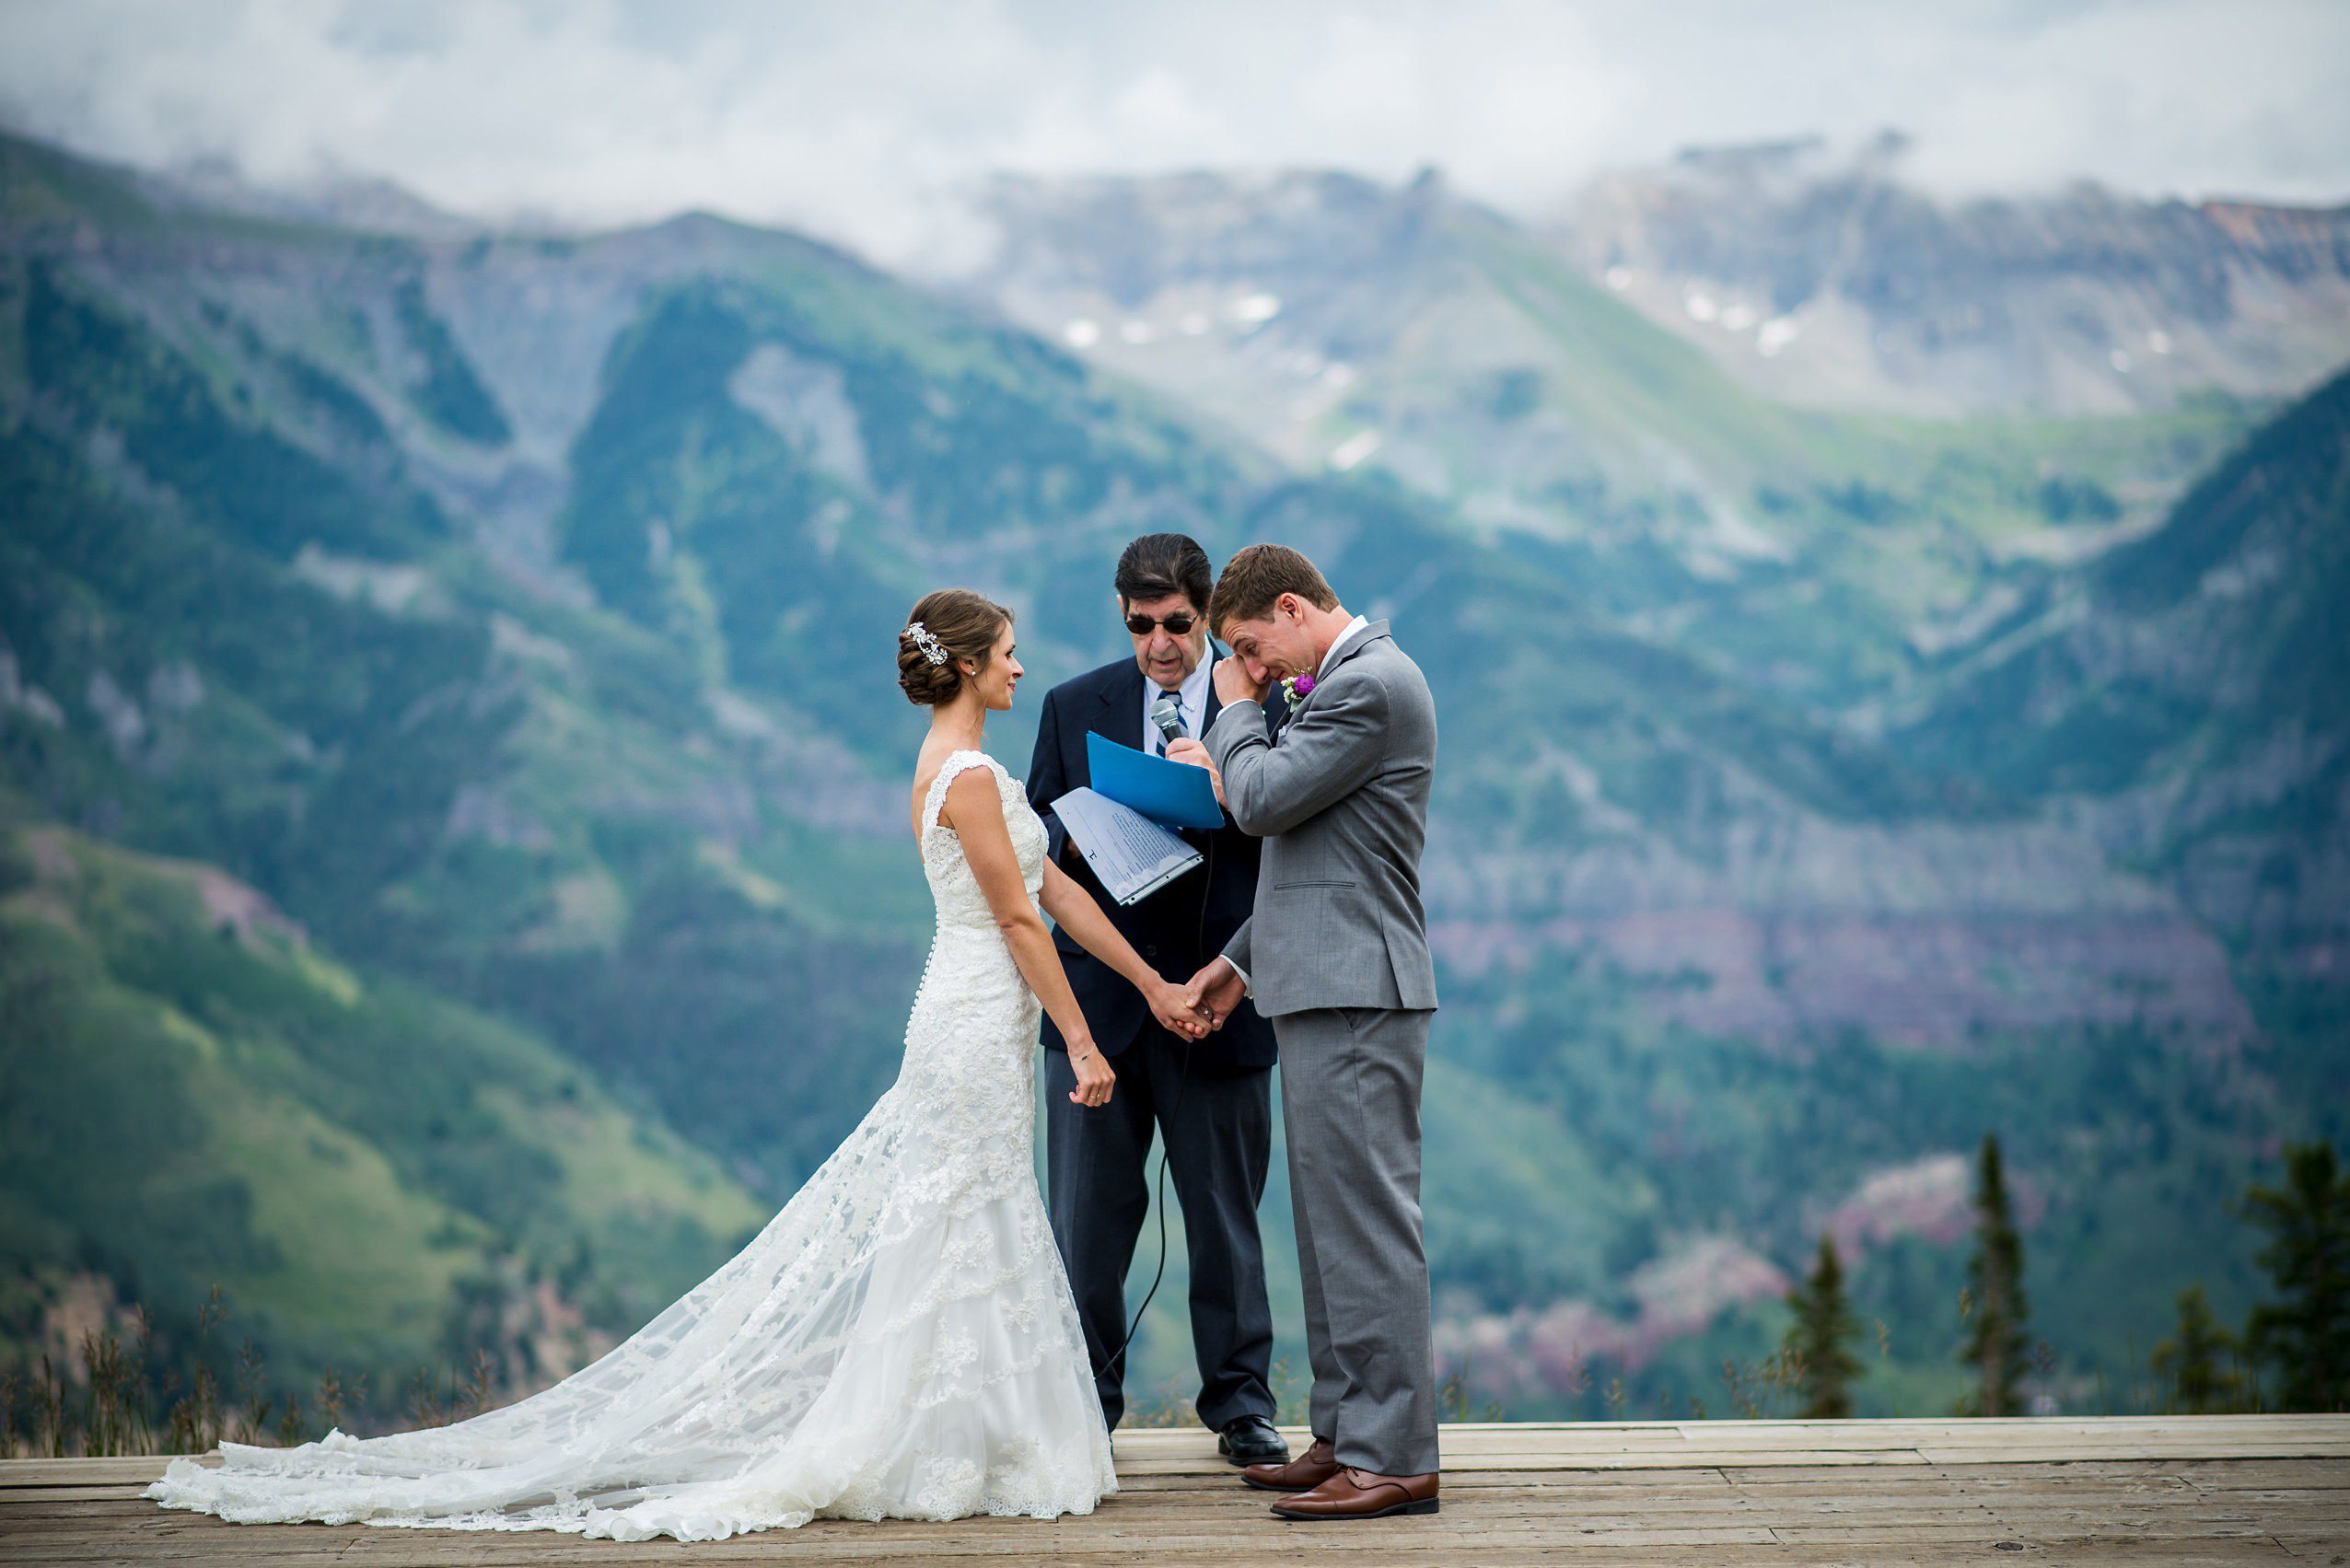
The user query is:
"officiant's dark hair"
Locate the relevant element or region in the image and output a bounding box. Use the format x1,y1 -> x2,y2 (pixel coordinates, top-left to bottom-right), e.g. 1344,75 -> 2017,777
898,588 -> 1013,706
1113,533 -> 1212,614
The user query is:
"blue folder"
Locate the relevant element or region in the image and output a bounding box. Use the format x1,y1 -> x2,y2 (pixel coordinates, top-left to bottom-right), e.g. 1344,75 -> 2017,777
1087,730 -> 1227,830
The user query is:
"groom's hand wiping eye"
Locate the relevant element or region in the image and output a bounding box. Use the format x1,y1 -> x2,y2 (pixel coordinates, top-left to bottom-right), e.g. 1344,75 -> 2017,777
1211,655 -> 1266,707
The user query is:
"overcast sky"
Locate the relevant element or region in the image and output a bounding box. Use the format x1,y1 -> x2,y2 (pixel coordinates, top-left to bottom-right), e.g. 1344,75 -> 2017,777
3,0 -> 2344,265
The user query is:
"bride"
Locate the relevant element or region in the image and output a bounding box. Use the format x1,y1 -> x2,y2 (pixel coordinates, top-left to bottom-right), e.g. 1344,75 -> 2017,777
149,587 -> 1213,1540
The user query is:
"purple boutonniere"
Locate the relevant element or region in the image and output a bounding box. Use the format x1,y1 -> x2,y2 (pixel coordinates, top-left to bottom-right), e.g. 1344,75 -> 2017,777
1281,672 -> 1316,707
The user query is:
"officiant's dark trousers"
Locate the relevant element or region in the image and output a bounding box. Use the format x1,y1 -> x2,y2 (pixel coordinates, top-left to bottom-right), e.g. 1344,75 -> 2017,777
1045,1030 -> 1278,1433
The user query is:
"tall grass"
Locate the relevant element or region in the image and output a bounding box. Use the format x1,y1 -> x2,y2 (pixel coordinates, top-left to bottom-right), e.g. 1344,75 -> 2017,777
0,1285 -> 505,1459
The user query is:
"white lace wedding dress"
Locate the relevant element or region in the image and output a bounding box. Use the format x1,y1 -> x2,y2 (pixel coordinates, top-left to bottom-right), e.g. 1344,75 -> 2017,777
149,750 -> 1117,1540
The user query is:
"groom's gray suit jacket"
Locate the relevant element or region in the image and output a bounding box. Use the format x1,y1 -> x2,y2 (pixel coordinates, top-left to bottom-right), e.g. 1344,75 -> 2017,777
1205,621 -> 1438,1016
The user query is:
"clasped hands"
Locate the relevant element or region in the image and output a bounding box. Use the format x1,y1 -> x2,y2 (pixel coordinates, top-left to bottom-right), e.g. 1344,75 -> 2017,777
1143,960 -> 1244,1041
1146,977 -> 1214,1041
1178,955 -> 1245,1033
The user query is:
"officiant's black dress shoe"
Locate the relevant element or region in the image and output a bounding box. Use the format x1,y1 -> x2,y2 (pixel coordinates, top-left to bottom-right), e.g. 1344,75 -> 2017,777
1217,1414 -> 1290,1467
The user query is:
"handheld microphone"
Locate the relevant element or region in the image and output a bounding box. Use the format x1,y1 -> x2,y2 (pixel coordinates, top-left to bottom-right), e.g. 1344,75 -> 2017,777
1150,692 -> 1186,749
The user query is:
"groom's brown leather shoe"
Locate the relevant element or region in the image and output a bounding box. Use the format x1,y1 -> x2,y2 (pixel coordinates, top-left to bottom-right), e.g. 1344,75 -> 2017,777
1241,1436 -> 1338,1493
1271,1466 -> 1440,1520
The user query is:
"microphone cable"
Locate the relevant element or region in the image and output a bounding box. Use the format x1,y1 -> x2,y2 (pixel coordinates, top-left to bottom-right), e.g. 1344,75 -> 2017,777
1097,1031 -> 1190,1385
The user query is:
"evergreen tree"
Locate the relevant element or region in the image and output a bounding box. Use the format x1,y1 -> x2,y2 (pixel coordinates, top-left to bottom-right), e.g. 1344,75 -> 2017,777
2151,1284 -> 2239,1414
1959,1132 -> 2030,1416
1784,1235 -> 1865,1418
2244,1142 -> 2350,1411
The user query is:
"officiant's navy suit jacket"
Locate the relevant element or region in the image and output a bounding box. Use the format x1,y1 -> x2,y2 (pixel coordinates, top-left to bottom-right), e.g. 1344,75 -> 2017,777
1028,656 -> 1279,1072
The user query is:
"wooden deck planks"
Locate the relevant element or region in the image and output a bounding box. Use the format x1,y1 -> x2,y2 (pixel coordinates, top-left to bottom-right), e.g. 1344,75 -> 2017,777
3,1417 -> 2344,1565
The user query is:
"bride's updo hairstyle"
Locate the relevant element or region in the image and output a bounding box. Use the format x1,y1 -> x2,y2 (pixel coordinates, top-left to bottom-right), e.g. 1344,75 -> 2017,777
898,589 -> 1013,705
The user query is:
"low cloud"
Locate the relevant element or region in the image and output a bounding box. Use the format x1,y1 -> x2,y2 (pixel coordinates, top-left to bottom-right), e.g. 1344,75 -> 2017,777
1,0 -> 2342,265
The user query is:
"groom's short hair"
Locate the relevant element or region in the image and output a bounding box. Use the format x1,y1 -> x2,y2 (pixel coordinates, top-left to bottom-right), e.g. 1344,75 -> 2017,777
1114,533 -> 1213,613
1209,544 -> 1338,636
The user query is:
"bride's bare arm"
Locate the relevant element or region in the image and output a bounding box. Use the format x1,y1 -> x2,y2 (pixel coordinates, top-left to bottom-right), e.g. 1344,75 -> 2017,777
941,769 -> 1115,1106
1039,859 -> 1208,1041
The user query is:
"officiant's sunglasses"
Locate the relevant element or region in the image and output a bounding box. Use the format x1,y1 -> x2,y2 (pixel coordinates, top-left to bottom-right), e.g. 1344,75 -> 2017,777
1123,610 -> 1199,636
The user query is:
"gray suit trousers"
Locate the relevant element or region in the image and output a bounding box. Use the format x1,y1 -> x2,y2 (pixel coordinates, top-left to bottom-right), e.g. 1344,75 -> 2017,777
1277,1005 -> 1440,1476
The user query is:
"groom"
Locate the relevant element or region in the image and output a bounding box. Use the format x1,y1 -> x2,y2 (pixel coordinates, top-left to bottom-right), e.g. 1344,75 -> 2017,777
1175,544 -> 1442,1520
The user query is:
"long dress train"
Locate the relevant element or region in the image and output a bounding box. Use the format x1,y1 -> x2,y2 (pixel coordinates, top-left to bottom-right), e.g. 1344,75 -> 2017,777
148,750 -> 1116,1539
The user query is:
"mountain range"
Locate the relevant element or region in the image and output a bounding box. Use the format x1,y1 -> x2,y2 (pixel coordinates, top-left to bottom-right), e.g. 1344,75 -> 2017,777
3,124 -> 2344,1420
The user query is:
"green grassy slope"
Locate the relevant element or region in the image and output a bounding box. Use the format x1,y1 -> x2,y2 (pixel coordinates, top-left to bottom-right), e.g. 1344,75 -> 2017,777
0,794 -> 762,1397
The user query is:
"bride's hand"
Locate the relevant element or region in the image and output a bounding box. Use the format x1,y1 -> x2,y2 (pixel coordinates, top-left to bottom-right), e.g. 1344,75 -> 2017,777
1067,1040 -> 1115,1108
1147,979 -> 1210,1041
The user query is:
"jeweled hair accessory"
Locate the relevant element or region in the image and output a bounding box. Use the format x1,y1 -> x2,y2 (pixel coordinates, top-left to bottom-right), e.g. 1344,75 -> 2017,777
903,621 -> 949,666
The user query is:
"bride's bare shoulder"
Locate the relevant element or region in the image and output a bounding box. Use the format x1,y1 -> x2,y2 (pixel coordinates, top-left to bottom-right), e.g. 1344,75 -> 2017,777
912,748 -> 999,833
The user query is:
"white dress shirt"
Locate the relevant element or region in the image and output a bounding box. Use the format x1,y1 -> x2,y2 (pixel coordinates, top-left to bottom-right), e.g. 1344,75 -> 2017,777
1144,656 -> 1214,755
1225,612 -> 1370,1002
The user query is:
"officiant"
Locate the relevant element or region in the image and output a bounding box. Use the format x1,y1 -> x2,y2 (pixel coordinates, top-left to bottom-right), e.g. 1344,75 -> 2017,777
1027,532 -> 1287,1468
